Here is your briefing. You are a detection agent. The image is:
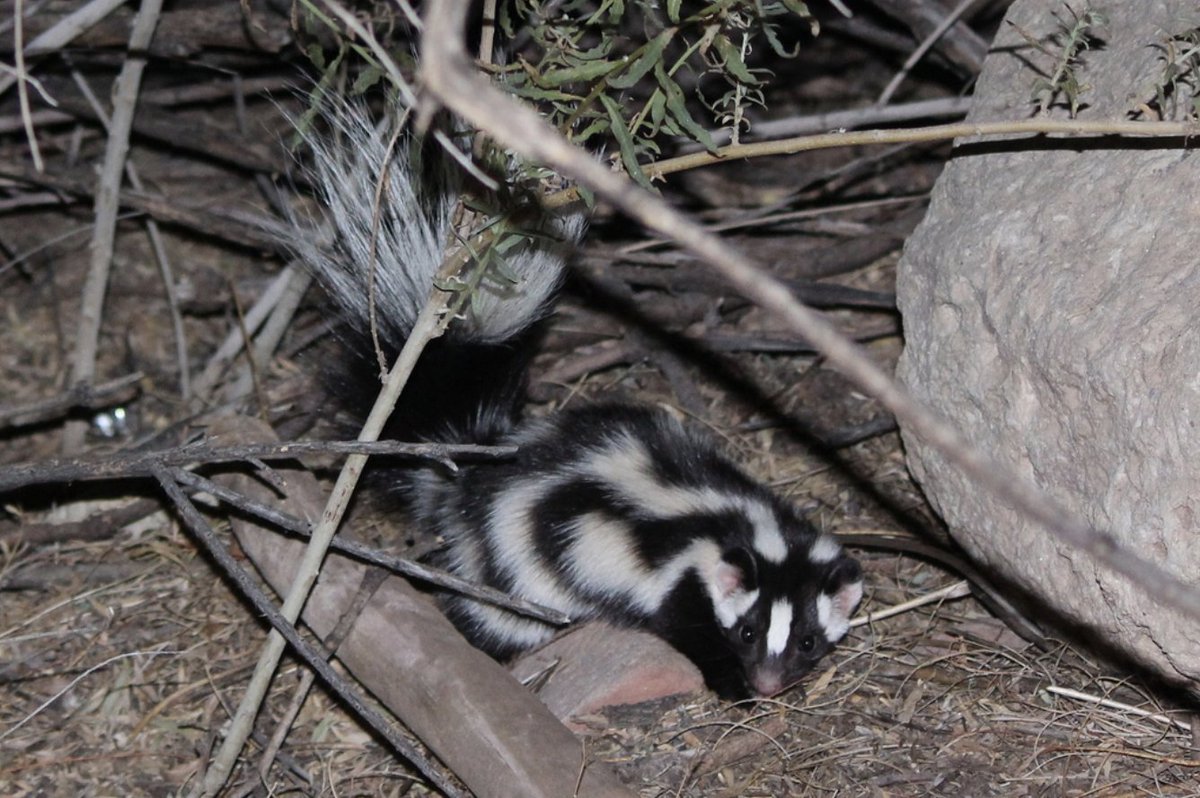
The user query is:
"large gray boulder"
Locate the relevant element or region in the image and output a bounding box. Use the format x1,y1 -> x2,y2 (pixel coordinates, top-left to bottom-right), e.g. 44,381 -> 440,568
896,0 -> 1200,688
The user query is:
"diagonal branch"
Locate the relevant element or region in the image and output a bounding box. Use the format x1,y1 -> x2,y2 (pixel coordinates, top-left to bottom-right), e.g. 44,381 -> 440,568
418,0 -> 1200,622
61,0 -> 163,454
150,465 -> 464,797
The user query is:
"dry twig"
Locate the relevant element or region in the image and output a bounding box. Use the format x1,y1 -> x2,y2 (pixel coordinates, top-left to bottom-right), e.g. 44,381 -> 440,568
0,371 -> 141,430
192,161 -> 481,798
68,68 -> 190,399
62,0 -> 163,454
0,0 -> 127,98
418,0 -> 1200,625
150,465 -> 465,797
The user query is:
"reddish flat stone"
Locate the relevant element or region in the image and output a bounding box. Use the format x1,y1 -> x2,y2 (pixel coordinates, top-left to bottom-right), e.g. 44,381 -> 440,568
511,622 -> 705,727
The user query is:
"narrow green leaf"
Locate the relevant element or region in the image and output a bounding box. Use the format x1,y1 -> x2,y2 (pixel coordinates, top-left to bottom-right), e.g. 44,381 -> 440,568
540,59 -> 618,87
645,90 -> 667,135
655,62 -> 717,152
488,251 -> 522,284
779,0 -> 812,19
609,31 -> 673,89
573,117 -> 610,145
762,22 -> 801,58
574,31 -> 617,61
497,3 -> 515,39
432,276 -> 466,293
469,280 -> 484,319
305,43 -> 326,71
351,64 -> 385,95
508,84 -> 582,102
667,0 -> 681,23
583,0 -> 615,25
713,34 -> 760,84
600,93 -> 654,190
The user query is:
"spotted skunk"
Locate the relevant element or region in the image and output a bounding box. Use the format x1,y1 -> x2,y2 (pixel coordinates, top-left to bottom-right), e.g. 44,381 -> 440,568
287,102 -> 863,700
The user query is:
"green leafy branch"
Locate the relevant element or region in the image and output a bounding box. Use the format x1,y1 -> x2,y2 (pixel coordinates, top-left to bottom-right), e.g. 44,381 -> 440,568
495,0 -> 822,187
1012,5 -> 1107,118
1144,27 -> 1200,121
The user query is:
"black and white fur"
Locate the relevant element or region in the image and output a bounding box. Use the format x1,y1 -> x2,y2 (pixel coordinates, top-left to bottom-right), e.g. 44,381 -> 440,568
288,102 -> 863,699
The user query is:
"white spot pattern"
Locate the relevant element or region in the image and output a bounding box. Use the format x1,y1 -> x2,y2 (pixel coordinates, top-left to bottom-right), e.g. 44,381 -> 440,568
766,600 -> 794,655
808,535 -> 842,563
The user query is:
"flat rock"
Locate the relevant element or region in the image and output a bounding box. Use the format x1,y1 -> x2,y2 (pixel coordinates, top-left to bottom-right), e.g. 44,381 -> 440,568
511,623 -> 704,727
895,0 -> 1200,689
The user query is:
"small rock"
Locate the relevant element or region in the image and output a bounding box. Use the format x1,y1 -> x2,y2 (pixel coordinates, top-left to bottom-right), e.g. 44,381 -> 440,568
511,622 -> 704,728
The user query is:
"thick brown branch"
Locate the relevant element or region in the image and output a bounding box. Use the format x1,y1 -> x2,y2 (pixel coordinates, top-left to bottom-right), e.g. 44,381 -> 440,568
0,439 -> 516,493
150,465 -> 465,797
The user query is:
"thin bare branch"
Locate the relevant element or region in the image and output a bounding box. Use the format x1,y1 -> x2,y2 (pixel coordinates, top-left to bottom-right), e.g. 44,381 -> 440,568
193,139 -> 483,798
2,0 -> 126,85
69,67 -> 190,400
0,371 -> 142,430
170,468 -> 570,625
419,0 -> 1200,624
189,265 -> 298,404
12,0 -> 44,172
706,95 -> 972,146
649,117 -> 1200,185
0,438 -> 516,493
877,0 -> 984,106
61,0 -> 163,454
0,163 -> 283,250
223,268 -> 313,406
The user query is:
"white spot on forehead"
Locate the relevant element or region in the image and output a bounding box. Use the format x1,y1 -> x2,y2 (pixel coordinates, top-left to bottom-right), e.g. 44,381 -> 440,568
746,503 -> 787,563
809,535 -> 842,564
766,599 -> 794,655
817,593 -> 850,642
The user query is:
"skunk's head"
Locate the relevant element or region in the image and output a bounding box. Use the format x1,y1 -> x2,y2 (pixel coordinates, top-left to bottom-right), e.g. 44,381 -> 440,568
710,536 -> 863,698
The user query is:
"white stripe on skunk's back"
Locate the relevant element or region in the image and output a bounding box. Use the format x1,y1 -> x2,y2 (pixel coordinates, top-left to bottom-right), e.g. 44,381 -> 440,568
485,477 -> 596,619
563,514 -> 731,615
574,430 -> 791,563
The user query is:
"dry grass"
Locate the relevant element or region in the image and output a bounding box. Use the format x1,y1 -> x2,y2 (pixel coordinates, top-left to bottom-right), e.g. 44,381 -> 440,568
2,12 -> 1199,797
4,459 -> 1198,795
4,232 -> 1198,794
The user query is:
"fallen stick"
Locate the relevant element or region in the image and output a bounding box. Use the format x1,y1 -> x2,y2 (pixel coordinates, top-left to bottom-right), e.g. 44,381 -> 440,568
213,415 -> 634,798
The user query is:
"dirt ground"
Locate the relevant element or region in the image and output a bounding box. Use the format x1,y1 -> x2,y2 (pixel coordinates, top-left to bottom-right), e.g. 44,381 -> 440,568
2,4 -> 1199,796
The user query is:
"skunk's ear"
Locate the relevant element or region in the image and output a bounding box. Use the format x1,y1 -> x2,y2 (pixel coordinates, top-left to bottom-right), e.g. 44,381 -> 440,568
716,546 -> 758,597
824,556 -> 864,626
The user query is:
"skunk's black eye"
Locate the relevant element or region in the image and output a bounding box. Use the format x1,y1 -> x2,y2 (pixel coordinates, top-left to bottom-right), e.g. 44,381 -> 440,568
739,625 -> 756,644
800,634 -> 815,652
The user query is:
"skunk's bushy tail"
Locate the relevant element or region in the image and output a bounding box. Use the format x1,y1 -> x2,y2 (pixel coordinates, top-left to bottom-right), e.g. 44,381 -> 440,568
280,100 -> 583,443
